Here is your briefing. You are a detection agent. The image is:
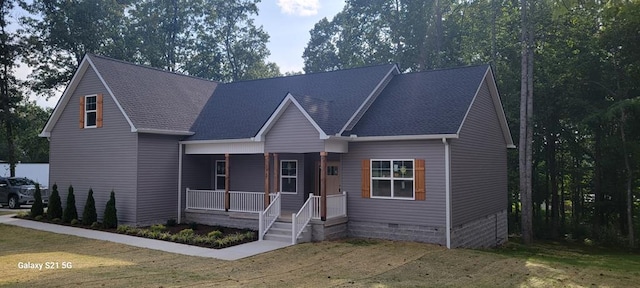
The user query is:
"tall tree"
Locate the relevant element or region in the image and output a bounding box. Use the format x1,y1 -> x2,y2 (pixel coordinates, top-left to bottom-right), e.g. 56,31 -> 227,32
0,0 -> 23,176
20,0 -> 132,96
519,0 -> 534,244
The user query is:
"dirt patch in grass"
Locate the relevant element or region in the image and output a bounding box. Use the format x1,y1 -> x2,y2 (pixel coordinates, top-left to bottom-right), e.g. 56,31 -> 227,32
2,224 -> 639,288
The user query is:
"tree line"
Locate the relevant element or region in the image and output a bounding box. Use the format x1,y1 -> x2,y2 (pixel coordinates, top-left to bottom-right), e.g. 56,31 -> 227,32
1,0 -> 638,247
302,0 -> 639,247
0,0 -> 278,174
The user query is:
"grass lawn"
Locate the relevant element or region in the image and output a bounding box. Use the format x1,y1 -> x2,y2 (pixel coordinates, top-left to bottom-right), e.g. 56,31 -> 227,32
0,211 -> 17,216
1,224 -> 638,287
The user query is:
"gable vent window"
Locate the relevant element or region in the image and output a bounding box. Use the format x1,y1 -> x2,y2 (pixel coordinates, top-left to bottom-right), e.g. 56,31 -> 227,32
80,94 -> 103,129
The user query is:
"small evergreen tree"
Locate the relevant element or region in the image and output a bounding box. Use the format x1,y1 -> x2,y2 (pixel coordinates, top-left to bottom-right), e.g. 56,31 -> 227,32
30,183 -> 44,217
47,184 -> 63,220
63,185 -> 78,223
82,188 -> 97,225
103,190 -> 118,228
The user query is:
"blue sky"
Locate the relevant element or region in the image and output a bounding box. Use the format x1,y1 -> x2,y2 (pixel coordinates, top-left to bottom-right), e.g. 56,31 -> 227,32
256,0 -> 345,73
29,0 -> 345,108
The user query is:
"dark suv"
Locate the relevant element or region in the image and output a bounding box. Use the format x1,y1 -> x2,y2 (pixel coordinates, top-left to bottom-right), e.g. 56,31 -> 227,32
0,177 -> 49,209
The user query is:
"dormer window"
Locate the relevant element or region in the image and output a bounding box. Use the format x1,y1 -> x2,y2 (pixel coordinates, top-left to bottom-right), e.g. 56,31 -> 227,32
80,94 -> 103,129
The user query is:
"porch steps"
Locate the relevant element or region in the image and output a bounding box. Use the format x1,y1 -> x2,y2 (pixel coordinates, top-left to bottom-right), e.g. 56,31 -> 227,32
263,218 -> 311,244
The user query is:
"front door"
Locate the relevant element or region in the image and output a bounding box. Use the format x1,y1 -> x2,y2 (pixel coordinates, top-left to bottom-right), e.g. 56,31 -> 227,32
315,161 -> 340,196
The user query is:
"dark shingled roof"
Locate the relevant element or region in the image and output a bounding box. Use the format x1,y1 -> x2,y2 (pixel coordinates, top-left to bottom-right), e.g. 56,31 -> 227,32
187,64 -> 396,140
348,64 -> 490,136
88,54 -> 218,132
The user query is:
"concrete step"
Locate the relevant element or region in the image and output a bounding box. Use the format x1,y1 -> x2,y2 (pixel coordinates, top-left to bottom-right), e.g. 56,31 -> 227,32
264,220 -> 311,244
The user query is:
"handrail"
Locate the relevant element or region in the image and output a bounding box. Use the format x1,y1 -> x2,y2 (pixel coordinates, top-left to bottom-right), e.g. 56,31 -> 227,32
292,193 -> 314,244
259,192 -> 281,241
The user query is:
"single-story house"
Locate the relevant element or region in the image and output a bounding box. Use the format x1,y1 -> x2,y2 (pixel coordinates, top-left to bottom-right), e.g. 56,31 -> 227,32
40,54 -> 514,248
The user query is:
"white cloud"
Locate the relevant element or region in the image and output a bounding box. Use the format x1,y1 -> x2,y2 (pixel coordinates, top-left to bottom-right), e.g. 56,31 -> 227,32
277,0 -> 320,16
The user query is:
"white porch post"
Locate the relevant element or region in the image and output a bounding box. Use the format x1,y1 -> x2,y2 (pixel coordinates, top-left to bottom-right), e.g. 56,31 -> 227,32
320,151 -> 327,221
443,138 -> 451,249
225,153 -> 230,211
264,153 -> 270,208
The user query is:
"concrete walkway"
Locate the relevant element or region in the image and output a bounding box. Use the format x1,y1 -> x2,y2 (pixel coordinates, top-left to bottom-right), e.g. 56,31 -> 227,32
0,214 -> 291,260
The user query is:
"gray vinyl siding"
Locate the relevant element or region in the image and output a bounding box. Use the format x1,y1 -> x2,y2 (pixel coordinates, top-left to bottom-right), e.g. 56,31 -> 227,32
342,140 -> 446,227
136,134 -> 182,225
180,153 -> 212,213
265,104 -> 325,153
450,79 -> 508,227
49,67 -> 138,224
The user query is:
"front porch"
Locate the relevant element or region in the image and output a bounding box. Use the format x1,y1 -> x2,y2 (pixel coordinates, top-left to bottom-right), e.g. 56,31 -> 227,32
179,151 -> 349,244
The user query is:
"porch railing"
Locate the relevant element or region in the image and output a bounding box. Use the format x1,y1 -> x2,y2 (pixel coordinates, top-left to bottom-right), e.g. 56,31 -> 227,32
259,192 -> 281,241
310,191 -> 348,219
186,189 -> 278,213
292,194 -> 314,244
186,189 -> 225,211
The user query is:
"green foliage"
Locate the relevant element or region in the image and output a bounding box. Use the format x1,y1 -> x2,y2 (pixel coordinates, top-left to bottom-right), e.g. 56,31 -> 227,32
166,219 -> 177,227
207,230 -> 223,239
47,184 -> 63,220
188,222 -> 198,230
102,191 -> 118,229
62,185 -> 78,223
150,224 -> 166,233
70,219 -> 79,225
34,215 -> 43,221
90,222 -> 100,229
30,183 -> 44,217
82,188 -> 98,225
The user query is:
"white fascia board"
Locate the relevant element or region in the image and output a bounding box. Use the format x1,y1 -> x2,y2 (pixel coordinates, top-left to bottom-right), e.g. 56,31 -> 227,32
39,57 -> 91,137
346,134 -> 458,142
338,65 -> 399,135
135,128 -> 195,136
457,67 -> 515,148
179,138 -> 256,144
254,93 -> 328,141
86,57 -> 137,133
39,55 -> 139,138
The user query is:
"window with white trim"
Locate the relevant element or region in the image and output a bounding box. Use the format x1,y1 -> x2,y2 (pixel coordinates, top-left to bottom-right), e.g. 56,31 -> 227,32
215,160 -> 225,190
280,160 -> 297,193
371,160 -> 414,199
85,95 -> 97,128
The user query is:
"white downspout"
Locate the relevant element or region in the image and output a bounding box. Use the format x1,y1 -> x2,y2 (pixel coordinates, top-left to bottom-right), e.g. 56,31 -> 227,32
443,138 -> 451,249
178,143 -> 183,224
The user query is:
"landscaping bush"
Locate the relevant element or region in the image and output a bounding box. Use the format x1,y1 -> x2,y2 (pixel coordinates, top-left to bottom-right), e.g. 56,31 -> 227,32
82,188 -> 97,225
30,184 -> 44,218
90,222 -> 100,229
62,185 -> 78,223
188,222 -> 199,230
166,219 -> 177,227
47,184 -> 63,220
103,191 -> 117,228
70,219 -> 79,225
150,224 -> 167,233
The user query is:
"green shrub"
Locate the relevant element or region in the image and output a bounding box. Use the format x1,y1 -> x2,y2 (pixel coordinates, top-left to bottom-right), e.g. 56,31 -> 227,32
82,188 -> 98,225
34,215 -> 44,221
51,218 -> 61,223
166,219 -> 177,227
158,232 -> 172,241
136,229 -> 152,237
70,219 -> 79,225
16,211 -> 30,218
102,191 -> 117,229
207,230 -> 223,239
150,224 -> 167,233
62,185 -> 78,223
188,222 -> 198,230
178,228 -> 194,236
47,184 -> 62,220
30,184 -> 44,217
91,222 -> 100,229
117,225 -> 131,234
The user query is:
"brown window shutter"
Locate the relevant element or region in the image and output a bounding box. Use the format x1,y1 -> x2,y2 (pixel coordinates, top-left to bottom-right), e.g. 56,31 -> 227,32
361,159 -> 370,198
415,159 -> 426,200
79,96 -> 85,128
96,94 -> 104,128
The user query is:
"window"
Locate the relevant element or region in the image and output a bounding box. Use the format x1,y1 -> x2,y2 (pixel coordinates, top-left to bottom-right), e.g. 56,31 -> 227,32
371,160 -> 414,199
280,160 -> 297,193
215,160 -> 226,190
85,95 -> 97,128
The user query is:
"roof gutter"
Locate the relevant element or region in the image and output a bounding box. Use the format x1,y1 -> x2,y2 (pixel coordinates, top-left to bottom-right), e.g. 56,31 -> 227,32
343,134 -> 458,142
135,128 -> 195,136
179,138 -> 256,144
